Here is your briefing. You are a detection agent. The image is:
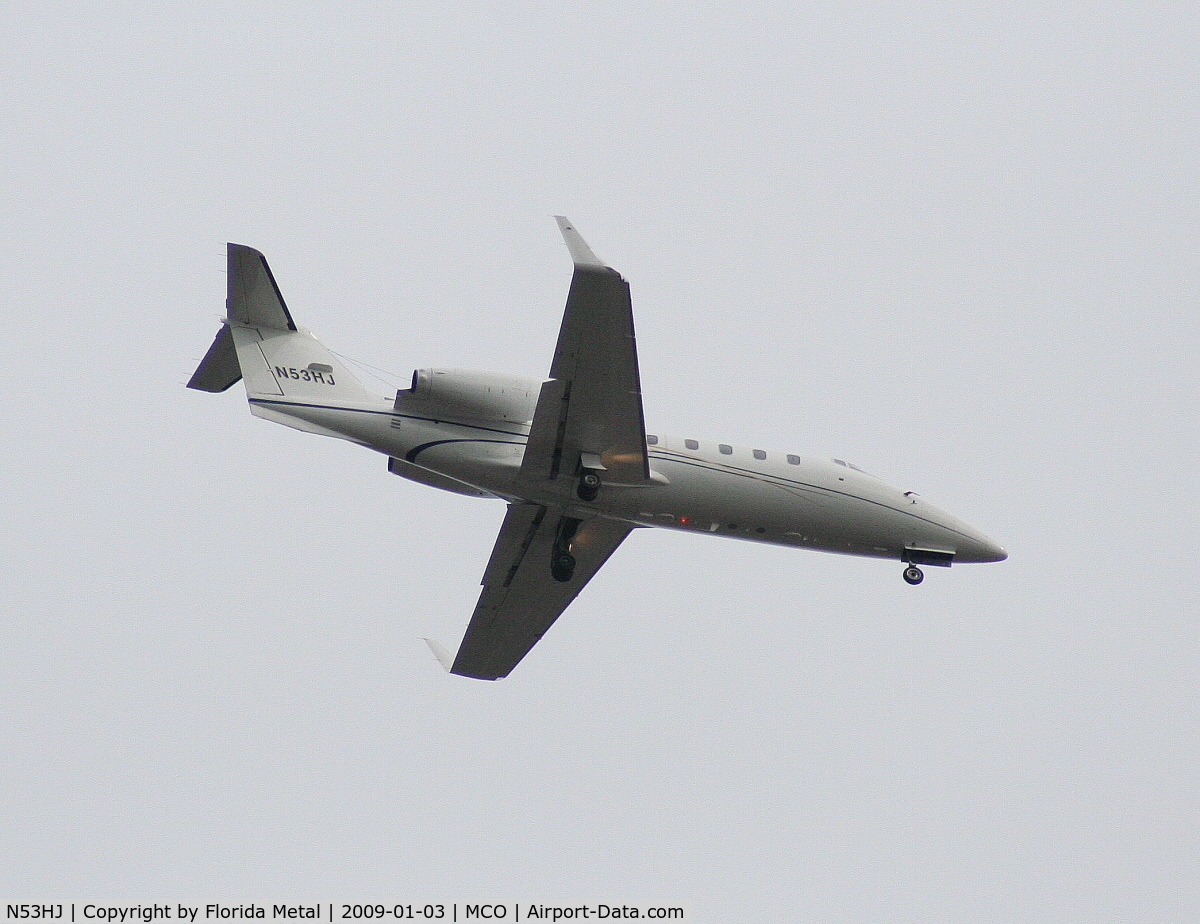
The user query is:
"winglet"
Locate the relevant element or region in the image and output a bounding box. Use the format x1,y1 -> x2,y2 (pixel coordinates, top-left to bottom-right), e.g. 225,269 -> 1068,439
554,216 -> 609,270
423,638 -> 455,672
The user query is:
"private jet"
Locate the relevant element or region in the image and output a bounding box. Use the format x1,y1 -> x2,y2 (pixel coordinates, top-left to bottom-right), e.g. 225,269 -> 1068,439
188,218 -> 1006,679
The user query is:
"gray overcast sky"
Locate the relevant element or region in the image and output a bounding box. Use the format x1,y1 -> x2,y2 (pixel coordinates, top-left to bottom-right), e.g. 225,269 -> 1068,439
3,2 -> 1197,920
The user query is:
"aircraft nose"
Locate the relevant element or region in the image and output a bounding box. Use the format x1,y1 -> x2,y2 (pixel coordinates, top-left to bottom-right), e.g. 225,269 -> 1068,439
980,539 -> 1008,563
962,533 -> 1007,563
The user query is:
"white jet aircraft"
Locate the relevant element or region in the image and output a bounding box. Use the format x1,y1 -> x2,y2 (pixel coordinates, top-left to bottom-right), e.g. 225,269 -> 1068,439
189,218 -> 1006,680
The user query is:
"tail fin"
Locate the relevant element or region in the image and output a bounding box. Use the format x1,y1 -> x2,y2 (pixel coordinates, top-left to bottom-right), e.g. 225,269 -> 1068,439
188,244 -> 370,402
226,242 -> 297,331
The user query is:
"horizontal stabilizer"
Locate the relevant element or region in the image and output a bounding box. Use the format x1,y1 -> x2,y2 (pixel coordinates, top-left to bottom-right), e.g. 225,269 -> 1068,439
187,324 -> 242,392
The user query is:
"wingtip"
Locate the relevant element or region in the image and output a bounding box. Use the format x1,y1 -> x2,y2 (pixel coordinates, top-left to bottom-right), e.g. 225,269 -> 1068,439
423,638 -> 454,672
554,216 -> 608,269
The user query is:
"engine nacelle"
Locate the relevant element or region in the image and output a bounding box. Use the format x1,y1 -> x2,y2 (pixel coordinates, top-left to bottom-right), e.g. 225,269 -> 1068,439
395,368 -> 541,423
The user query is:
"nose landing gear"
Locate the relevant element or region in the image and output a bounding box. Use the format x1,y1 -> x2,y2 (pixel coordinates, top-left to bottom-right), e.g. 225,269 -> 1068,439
901,548 -> 952,585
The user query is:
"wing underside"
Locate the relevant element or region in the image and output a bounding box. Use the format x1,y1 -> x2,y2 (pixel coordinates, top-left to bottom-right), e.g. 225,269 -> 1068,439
451,503 -> 633,679
448,219 -> 647,679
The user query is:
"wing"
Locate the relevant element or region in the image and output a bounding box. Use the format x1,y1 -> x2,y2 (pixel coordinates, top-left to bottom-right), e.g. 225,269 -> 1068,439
449,220 -> 643,679
450,503 -> 633,680
520,217 -> 650,485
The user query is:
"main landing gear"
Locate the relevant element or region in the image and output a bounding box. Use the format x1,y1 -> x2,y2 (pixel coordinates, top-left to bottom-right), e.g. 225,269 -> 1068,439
576,469 -> 602,502
551,516 -> 581,582
903,565 -> 924,585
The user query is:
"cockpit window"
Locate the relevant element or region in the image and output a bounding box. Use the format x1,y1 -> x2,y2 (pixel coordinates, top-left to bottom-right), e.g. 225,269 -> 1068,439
834,458 -> 873,475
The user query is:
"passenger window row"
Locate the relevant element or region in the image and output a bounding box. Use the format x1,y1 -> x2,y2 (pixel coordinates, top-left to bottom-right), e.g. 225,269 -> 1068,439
645,434 -> 803,466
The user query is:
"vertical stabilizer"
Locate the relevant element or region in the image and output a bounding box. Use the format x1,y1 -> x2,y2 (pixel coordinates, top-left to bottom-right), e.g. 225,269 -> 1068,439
226,243 -> 297,331
188,244 -> 370,402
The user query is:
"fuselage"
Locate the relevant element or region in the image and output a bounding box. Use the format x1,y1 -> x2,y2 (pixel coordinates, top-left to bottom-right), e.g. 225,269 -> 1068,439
246,377 -> 1007,568
193,232 -> 1006,678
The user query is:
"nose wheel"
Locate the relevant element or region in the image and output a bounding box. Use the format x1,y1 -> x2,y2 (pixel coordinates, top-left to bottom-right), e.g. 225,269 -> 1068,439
903,565 -> 924,585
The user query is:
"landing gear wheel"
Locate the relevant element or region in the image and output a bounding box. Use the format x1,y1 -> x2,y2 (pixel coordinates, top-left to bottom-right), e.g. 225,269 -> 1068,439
577,470 -> 602,502
551,516 -> 581,581
551,551 -> 577,583
903,565 -> 924,585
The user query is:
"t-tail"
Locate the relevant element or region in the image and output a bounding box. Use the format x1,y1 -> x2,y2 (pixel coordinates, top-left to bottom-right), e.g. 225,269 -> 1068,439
188,244 -> 371,405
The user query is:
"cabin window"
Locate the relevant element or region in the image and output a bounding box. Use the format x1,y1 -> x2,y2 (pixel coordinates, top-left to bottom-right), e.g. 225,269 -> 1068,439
685,439 -> 699,450
646,434 -> 658,445
787,454 -> 801,465
753,449 -> 767,461
719,444 -> 732,455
